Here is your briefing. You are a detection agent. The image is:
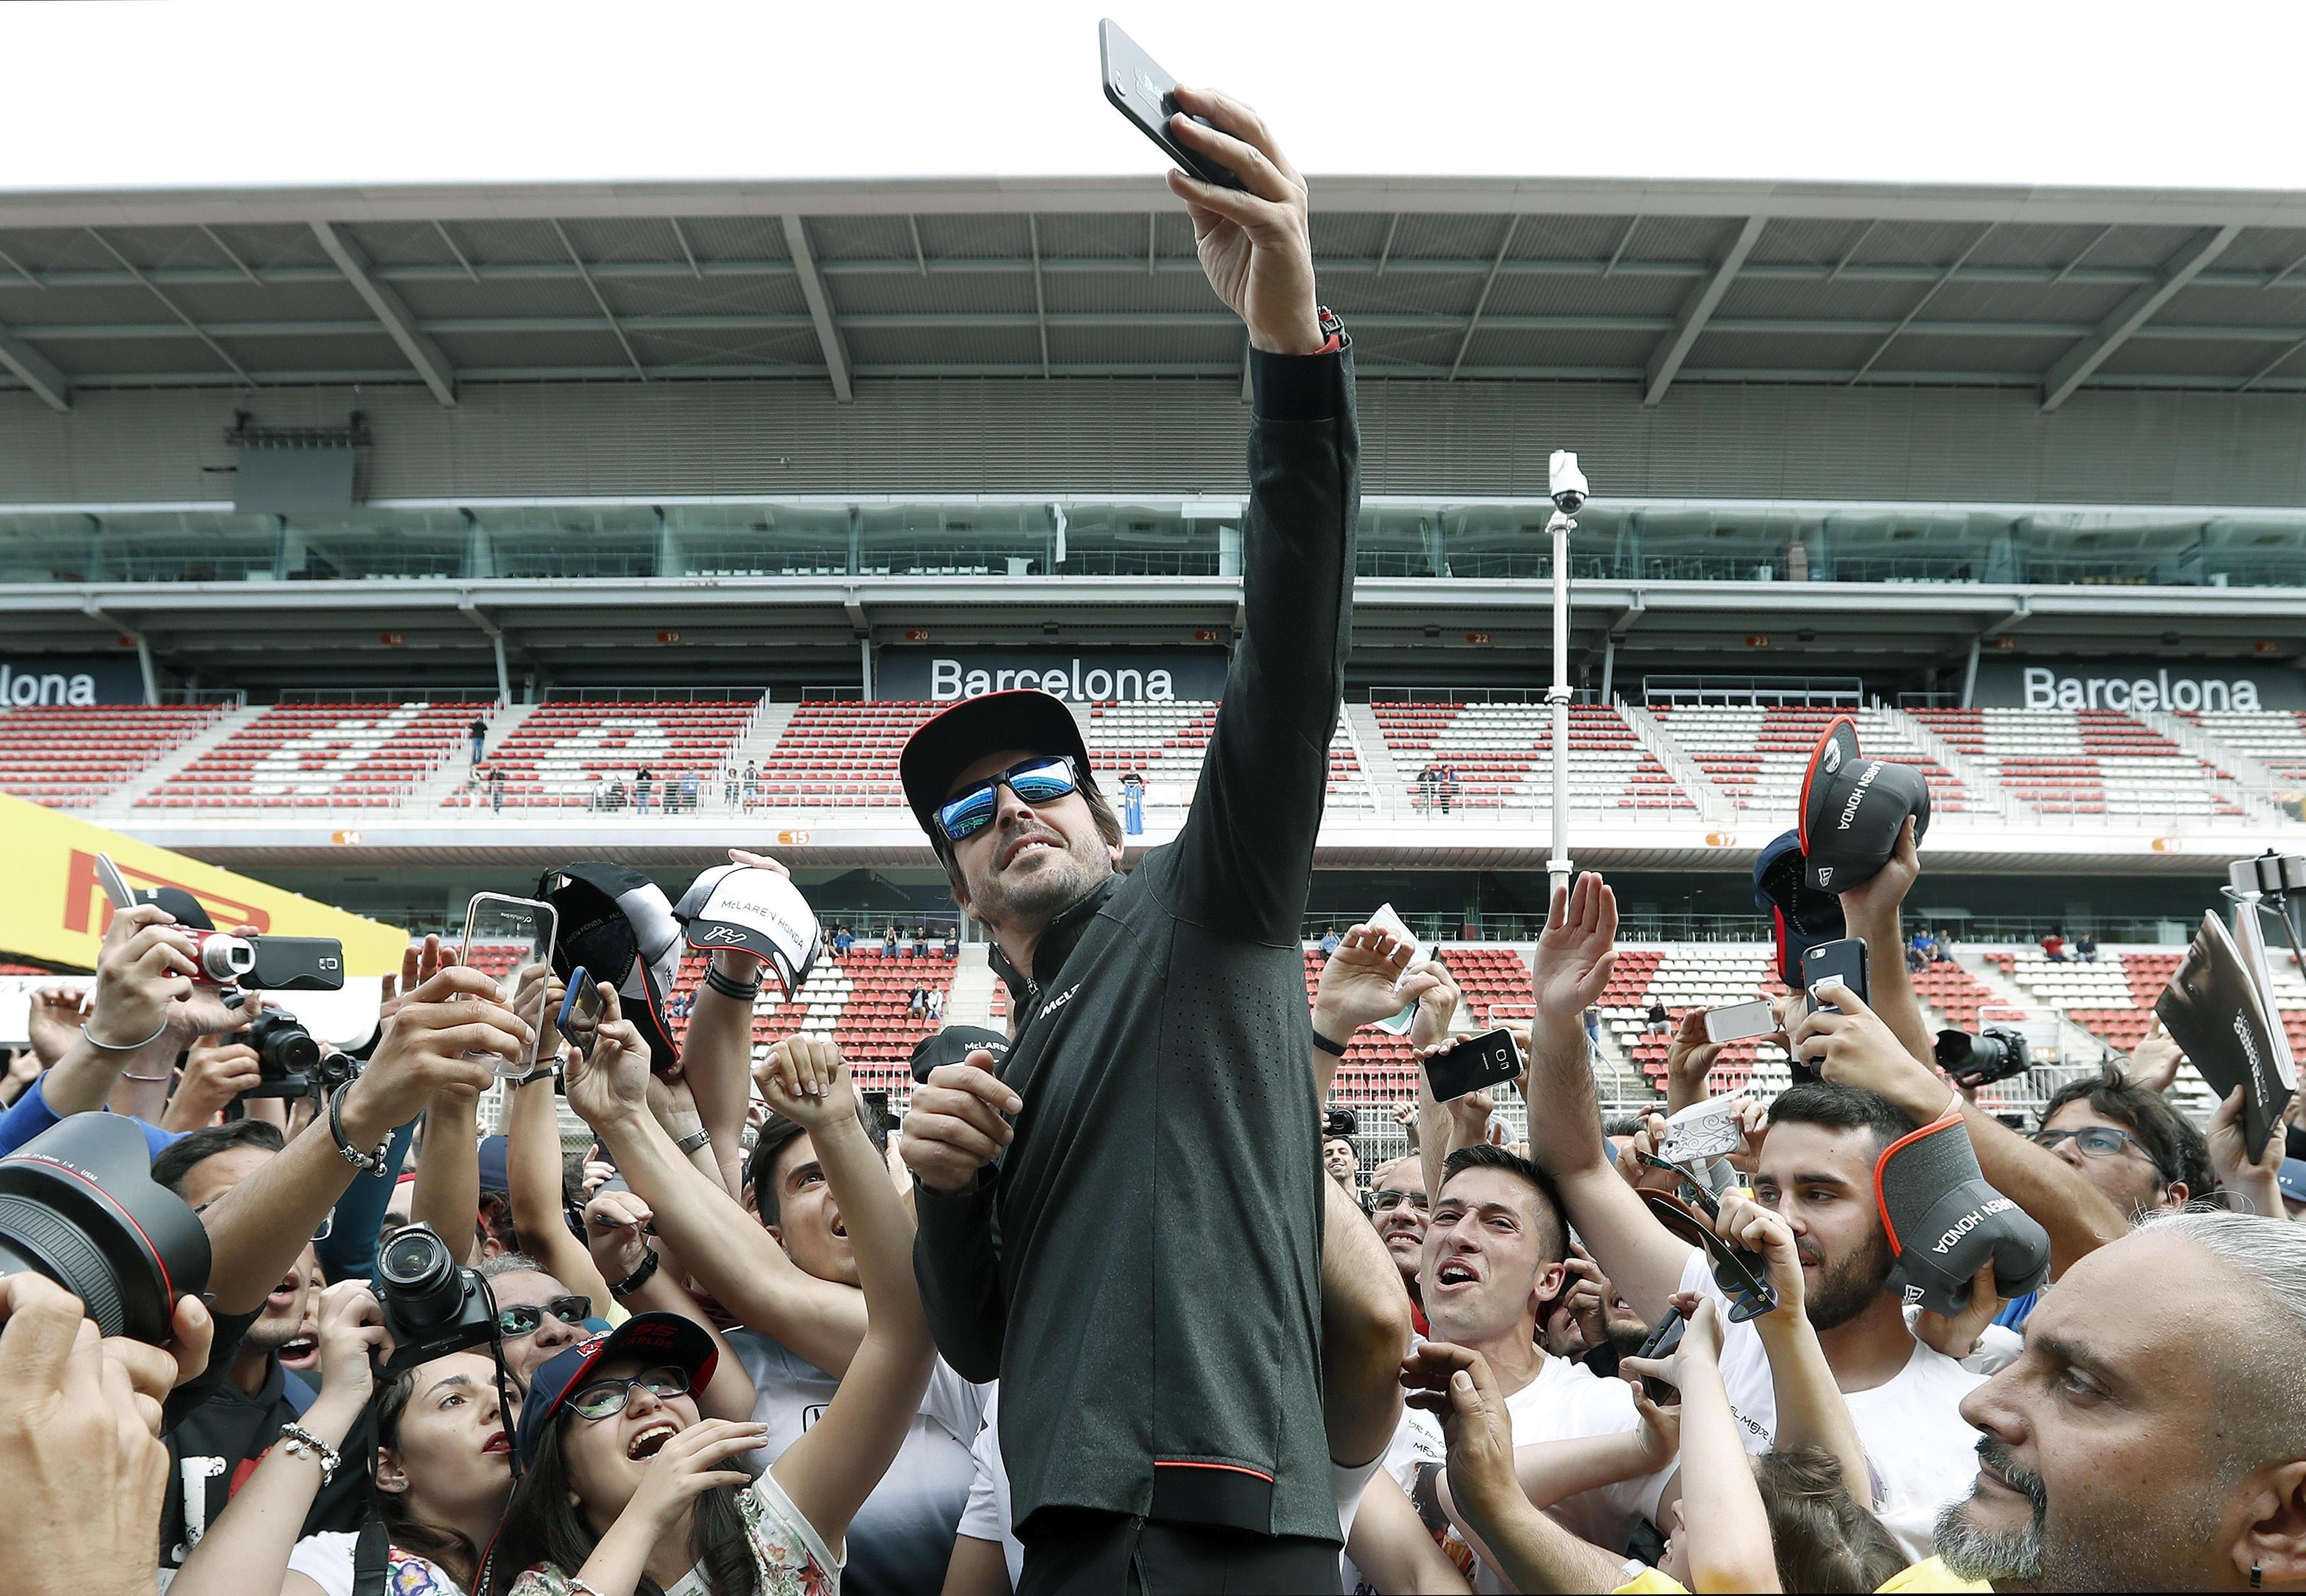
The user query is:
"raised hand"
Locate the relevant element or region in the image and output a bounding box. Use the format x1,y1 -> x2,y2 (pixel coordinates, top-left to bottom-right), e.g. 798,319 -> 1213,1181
1162,86 -> 1323,356
1713,1187 -> 1806,1313
340,966 -> 528,1138
563,983 -> 654,1132
23,985 -> 88,1068
2124,1019 -> 2185,1095
1533,873 -> 1618,1024
162,1034 -> 263,1129
2207,1085 -> 2288,1216
1399,1341 -> 1522,1527
1406,959 -> 1464,1051
1836,814 -> 1921,926
87,904 -> 197,1049
584,1186 -> 656,1284
621,1417 -> 771,1535
1311,924 -> 1434,1039
1914,1260 -> 2003,1362
1789,981 -> 1947,1124
755,1037 -> 857,1134
900,1050 -> 1020,1195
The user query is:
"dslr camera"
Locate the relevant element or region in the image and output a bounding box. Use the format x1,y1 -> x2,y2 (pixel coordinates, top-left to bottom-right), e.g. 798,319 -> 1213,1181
375,1221 -> 499,1371
227,996 -> 360,1102
1935,1025 -> 2032,1090
0,1113 -> 210,1344
1323,1106 -> 1359,1142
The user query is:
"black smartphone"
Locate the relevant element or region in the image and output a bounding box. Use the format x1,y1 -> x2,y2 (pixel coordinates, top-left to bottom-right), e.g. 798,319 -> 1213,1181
1800,937 -> 1869,1015
1422,1028 -> 1522,1104
1098,19 -> 1246,191
1634,1305 -> 1685,1362
243,935 -> 345,992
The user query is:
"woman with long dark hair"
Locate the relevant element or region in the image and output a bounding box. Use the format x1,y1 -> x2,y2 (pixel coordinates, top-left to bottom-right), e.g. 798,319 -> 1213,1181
491,984 -> 934,1596
169,1281 -> 516,1596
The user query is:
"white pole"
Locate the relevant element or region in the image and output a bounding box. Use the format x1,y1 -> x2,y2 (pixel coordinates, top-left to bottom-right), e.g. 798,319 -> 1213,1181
1547,508 -> 1576,902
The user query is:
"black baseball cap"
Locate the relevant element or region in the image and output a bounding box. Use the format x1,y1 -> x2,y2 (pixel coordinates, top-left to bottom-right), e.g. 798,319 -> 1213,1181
1752,829 -> 1845,986
909,1024 -> 1012,1084
538,863 -> 683,1072
512,1311 -> 719,1466
1798,716 -> 1931,893
137,886 -> 217,932
899,691 -> 1093,842
1877,1109 -> 2050,1316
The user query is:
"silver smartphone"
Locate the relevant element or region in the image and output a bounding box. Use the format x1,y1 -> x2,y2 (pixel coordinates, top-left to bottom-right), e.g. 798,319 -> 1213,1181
1703,999 -> 1778,1045
460,893 -> 560,1077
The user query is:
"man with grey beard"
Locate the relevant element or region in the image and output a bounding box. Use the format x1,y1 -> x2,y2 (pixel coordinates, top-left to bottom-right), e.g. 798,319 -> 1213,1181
1928,1210 -> 2306,1592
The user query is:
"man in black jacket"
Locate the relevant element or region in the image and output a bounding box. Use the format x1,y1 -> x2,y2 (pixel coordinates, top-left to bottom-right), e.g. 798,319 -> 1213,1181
896,85 -> 1353,1595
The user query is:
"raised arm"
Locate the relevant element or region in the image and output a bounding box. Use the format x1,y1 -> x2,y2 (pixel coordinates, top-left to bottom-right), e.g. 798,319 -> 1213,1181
678,849 -> 798,1195
1835,817 -> 1936,1068
1309,925 -> 1441,1104
1321,1168 -> 1415,1469
1622,1300 -> 1781,1593
580,1184 -> 756,1423
566,1025 -> 870,1379
1158,88 -> 1355,938
20,905 -> 197,1127
1522,874 -> 1697,1319
1712,1190 -> 1872,1499
199,968 -> 524,1312
410,1089 -> 483,1265
756,1044 -> 937,1550
503,1067 -> 610,1305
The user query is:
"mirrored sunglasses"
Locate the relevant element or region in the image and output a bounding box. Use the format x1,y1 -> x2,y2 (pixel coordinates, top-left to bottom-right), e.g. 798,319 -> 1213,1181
934,756 -> 1081,843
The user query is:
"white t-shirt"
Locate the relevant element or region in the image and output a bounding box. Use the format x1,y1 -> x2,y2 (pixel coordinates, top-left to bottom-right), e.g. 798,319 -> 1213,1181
1340,1352 -> 1671,1595
958,1386 -> 1025,1589
1681,1251 -> 1987,1562
285,1531 -> 465,1596
728,1328 -> 991,1596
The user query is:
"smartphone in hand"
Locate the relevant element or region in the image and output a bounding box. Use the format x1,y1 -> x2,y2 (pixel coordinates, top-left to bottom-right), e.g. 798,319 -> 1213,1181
1423,1028 -> 1522,1104
1702,999 -> 1776,1046
557,965 -> 603,1061
1099,19 -> 1246,191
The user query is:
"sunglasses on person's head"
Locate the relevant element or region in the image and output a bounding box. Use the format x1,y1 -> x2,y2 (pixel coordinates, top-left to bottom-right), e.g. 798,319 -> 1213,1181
566,1364 -> 689,1421
1370,1190 -> 1429,1213
934,755 -> 1081,844
2028,1126 -> 2151,1161
496,1295 -> 593,1339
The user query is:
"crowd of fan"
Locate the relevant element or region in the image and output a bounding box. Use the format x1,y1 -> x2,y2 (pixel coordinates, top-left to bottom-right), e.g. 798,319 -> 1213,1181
3,819 -> 2304,1595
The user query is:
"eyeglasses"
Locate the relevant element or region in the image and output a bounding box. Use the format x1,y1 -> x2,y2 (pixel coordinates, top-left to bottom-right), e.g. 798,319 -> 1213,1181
2029,1126 -> 2152,1162
1370,1190 -> 1429,1214
496,1295 -> 593,1339
566,1364 -> 690,1421
933,756 -> 1080,844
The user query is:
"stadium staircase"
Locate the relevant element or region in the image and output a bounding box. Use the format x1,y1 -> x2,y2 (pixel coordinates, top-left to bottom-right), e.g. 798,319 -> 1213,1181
408,701 -> 544,809
942,944 -> 997,1028
2136,708 -> 2289,822
1617,703 -> 1729,818
82,703 -> 267,817
1880,704 -> 2011,819
1343,703 -> 1406,818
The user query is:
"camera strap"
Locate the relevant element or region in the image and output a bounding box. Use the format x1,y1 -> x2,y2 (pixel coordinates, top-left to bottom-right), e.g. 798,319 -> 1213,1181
351,1519 -> 389,1596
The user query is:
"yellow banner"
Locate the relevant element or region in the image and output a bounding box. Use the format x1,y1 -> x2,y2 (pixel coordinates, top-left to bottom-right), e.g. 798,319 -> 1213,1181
0,793 -> 406,974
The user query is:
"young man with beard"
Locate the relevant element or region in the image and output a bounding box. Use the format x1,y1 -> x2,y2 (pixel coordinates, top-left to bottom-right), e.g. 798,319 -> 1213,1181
1925,1211 -> 2306,1593
1518,873 -> 1991,1561
148,1120 -> 367,1569
892,87 -> 1354,1596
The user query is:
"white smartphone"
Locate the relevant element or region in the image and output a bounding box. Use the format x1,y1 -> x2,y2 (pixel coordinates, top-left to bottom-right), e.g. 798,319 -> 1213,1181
1702,998 -> 1778,1045
1365,902 -> 1431,1036
460,892 -> 560,1077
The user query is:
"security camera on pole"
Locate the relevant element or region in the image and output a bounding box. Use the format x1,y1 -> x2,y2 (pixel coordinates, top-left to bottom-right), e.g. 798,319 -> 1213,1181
1544,450 -> 1588,903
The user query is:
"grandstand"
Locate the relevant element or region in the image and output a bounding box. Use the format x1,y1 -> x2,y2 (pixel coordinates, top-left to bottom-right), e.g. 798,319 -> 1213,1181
7,168 -> 2306,1175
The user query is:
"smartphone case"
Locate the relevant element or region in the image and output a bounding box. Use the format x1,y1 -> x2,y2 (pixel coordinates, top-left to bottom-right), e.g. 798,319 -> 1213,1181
1099,19 -> 1246,191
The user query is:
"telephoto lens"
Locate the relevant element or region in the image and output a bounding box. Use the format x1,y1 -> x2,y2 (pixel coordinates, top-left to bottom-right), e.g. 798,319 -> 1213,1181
375,1221 -> 498,1370
0,1112 -> 211,1343
1934,1025 -> 2031,1088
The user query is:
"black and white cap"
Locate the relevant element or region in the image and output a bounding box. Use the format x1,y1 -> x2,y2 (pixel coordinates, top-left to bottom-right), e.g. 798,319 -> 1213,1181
1798,715 -> 1931,893
1877,1108 -> 2050,1316
672,865 -> 819,1000
538,863 -> 683,1072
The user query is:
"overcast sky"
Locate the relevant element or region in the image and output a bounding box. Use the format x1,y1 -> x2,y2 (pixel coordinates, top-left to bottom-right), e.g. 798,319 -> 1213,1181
4,0 -> 2303,194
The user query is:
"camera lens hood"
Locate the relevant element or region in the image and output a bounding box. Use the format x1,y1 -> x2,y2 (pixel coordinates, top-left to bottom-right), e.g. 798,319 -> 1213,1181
0,1112 -> 210,1342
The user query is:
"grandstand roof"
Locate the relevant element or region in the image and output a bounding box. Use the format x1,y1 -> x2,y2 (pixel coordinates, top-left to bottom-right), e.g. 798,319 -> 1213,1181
11,176 -> 2306,411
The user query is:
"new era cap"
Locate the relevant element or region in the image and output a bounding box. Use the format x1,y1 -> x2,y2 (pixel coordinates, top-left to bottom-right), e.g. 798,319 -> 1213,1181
898,690 -> 1093,841
1797,716 -> 1931,893
672,865 -> 819,1000
538,863 -> 683,1072
909,1024 -> 1012,1085
512,1311 -> 718,1466
1877,1108 -> 2049,1316
1752,828 -> 1845,986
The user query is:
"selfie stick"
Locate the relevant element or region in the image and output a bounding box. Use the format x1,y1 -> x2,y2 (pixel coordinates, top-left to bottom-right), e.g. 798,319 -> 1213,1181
1544,452 -> 1589,902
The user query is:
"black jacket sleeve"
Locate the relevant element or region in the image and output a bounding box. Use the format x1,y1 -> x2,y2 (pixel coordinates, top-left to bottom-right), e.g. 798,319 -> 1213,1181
1167,346 -> 1358,940
909,1170 -> 1005,1384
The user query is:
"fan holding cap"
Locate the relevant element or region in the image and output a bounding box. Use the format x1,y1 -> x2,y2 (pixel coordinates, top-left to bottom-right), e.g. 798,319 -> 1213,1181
1797,715 -> 1932,894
